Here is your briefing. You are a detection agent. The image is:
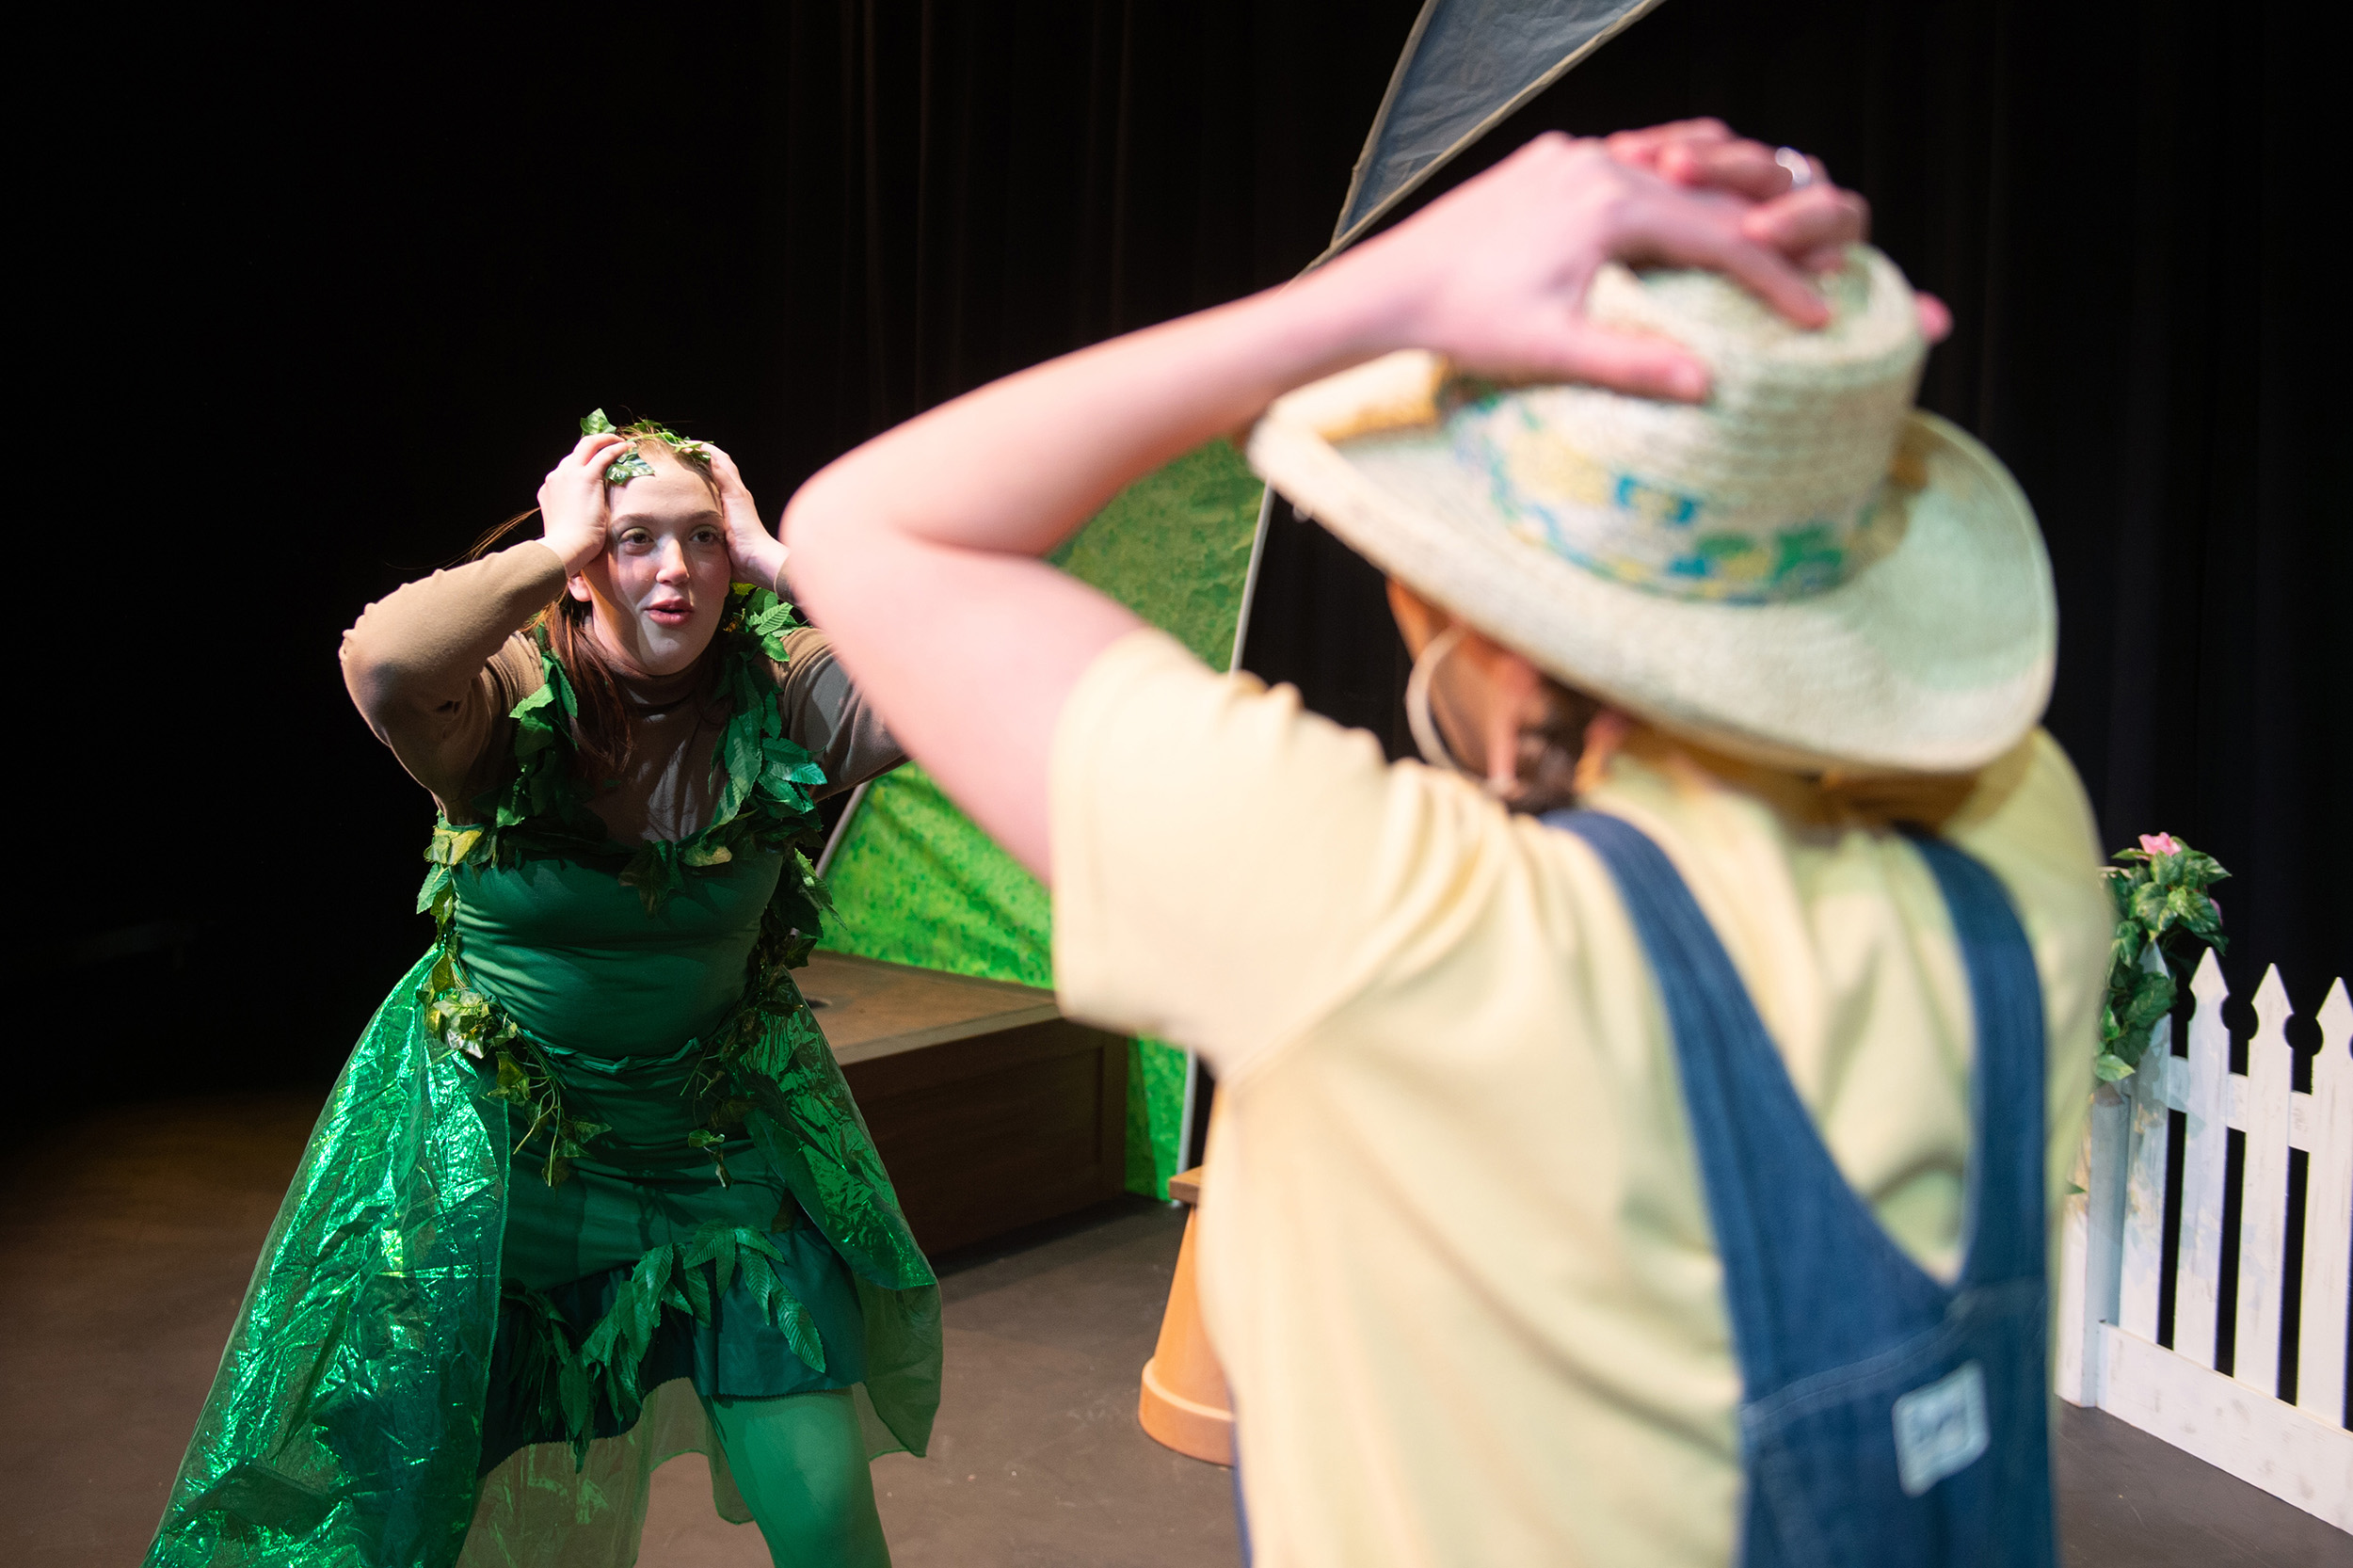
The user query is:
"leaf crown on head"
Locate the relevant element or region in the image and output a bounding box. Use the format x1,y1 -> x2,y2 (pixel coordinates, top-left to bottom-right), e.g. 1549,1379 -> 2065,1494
580,408 -> 715,485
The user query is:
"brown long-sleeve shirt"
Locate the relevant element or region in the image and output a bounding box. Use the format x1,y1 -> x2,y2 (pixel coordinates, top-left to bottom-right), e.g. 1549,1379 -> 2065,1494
340,540 -> 901,840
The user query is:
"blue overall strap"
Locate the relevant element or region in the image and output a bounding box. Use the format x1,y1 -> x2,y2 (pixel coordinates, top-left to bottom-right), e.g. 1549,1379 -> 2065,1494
1546,809 -> 2054,1568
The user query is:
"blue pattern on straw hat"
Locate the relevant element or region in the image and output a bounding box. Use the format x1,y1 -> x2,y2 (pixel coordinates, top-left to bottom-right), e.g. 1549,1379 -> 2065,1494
1459,393 -> 1894,604
1454,252 -> 1924,605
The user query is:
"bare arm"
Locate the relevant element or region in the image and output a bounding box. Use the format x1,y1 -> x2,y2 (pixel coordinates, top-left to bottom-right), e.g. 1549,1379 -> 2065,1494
773,627 -> 905,796
785,130 -> 1868,879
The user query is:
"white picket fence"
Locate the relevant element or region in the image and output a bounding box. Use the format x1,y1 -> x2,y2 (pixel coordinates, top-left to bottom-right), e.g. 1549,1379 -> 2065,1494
2057,949 -> 2353,1528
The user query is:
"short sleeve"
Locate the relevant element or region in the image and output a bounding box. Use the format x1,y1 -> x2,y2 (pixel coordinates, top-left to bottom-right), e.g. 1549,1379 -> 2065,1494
1049,628 -> 1497,1082
772,626 -> 905,797
1943,729 -> 2113,1211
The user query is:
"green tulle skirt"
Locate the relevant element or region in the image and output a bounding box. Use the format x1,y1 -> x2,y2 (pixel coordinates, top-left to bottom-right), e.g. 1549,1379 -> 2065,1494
145,951 -> 941,1568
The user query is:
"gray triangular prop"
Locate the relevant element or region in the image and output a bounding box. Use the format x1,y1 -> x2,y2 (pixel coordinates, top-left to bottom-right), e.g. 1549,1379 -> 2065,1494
1323,0 -> 1667,264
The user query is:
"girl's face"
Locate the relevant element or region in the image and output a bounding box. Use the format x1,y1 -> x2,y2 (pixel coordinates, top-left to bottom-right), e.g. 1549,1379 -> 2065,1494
567,445 -> 732,678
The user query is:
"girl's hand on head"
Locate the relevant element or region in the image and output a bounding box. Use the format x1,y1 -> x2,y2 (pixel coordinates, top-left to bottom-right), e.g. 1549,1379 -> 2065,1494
538,432 -> 632,573
700,442 -> 789,592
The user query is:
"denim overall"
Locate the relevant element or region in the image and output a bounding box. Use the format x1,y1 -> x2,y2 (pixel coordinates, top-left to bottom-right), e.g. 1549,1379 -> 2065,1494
1547,810 -> 2056,1568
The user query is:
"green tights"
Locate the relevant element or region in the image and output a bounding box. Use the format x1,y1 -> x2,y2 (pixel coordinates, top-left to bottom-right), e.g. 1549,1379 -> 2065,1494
702,1389 -> 891,1568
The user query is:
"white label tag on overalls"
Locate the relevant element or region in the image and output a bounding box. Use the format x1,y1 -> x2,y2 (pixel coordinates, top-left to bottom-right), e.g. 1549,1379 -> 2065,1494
1892,1359 -> 1990,1496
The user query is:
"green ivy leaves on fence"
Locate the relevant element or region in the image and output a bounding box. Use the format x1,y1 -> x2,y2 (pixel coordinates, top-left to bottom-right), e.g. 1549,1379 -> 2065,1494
2098,833 -> 2229,1082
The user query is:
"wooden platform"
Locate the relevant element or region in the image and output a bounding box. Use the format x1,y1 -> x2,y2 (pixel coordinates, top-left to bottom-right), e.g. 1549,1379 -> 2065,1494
802,950 -> 1128,1256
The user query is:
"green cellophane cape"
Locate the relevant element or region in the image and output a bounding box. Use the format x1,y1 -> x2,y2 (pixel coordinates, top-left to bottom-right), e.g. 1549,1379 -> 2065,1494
148,587 -> 941,1568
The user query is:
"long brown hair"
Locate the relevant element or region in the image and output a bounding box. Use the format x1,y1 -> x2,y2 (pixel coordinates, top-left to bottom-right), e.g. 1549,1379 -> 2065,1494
466,436 -> 726,787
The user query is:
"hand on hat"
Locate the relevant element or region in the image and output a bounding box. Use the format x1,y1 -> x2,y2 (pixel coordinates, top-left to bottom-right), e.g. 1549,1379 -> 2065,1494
1605,119 -> 1952,343
1347,124 -> 1940,401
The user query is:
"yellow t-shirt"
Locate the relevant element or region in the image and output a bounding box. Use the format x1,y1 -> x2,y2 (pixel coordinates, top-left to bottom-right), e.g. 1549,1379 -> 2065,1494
1050,629 -> 2109,1568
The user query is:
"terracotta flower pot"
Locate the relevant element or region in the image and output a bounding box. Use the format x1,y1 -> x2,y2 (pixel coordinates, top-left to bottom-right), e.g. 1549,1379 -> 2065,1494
1138,1166 -> 1234,1464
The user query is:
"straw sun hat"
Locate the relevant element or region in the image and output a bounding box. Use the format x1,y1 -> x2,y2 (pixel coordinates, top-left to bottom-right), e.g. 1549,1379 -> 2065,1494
1244,247 -> 2055,774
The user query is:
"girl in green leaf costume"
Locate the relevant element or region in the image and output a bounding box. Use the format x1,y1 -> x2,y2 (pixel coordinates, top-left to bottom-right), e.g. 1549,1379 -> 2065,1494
147,418 -> 940,1568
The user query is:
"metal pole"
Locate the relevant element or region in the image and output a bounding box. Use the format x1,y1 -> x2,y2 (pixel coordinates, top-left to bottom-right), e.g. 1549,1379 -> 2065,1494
1170,485 -> 1277,1186
1227,484 -> 1275,674
814,779 -> 872,878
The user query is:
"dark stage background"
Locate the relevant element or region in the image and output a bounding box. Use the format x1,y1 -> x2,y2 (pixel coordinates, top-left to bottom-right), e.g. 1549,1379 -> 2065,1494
20,0 -> 2338,1119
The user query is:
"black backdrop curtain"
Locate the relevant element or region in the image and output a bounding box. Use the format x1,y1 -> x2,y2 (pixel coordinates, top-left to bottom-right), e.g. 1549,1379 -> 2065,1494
20,0 -> 2338,1111
21,0 -> 1423,1104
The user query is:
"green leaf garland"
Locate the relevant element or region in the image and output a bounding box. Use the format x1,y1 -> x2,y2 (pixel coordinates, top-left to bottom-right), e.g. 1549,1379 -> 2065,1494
602,450 -> 658,484
579,408 -> 716,486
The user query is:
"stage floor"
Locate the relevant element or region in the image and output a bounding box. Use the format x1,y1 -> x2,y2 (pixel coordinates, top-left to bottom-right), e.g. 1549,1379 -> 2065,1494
3,1092 -> 2338,1567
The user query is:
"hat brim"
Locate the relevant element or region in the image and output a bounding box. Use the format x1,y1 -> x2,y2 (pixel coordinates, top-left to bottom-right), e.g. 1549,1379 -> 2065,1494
1246,376 -> 2055,774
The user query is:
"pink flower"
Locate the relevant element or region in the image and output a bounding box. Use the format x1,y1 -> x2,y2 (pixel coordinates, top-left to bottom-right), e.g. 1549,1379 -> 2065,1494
2139,832 -> 2181,856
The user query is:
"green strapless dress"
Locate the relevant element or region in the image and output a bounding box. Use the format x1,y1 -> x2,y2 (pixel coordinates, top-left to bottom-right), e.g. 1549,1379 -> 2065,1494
146,588 -> 941,1568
